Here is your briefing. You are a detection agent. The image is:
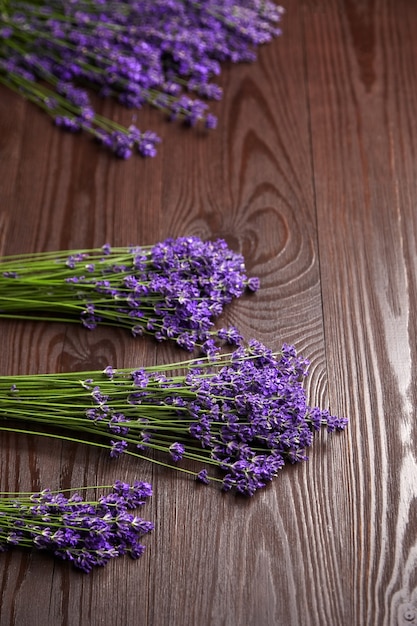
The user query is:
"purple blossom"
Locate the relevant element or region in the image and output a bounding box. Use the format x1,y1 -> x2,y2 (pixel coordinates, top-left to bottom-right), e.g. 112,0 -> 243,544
54,115 -> 82,132
0,0 -> 284,158
247,276 -> 261,292
205,114 -> 218,129
91,386 -> 109,406
108,413 -> 130,436
0,27 -> 13,39
0,341 -> 347,496
217,326 -> 243,346
0,237 -> 258,353
196,469 -> 210,485
169,442 -> 185,462
110,440 -> 128,458
103,366 -> 115,379
136,431 -> 152,452
0,483 -> 153,572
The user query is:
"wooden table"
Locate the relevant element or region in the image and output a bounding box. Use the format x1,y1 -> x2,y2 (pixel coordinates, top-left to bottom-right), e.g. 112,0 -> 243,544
1,2 -> 416,624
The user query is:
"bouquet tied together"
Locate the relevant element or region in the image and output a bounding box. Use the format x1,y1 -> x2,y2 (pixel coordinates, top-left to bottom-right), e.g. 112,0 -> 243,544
0,340 -> 348,497
0,236 -> 259,354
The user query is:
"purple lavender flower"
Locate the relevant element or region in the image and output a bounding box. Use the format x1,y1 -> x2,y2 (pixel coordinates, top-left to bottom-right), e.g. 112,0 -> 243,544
110,440 -> 128,458
205,114 -> 218,130
0,0 -> 284,158
169,442 -> 185,462
196,469 -> 210,485
247,276 -> 261,292
217,326 -> 243,346
0,341 -> 347,496
0,237 -> 258,353
0,483 -> 153,572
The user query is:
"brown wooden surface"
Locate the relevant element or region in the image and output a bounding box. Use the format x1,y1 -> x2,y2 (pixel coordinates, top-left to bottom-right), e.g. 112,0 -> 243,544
1,1 -> 417,624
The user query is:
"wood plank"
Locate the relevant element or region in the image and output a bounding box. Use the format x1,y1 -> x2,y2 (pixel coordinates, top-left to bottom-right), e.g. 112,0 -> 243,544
304,0 -> 417,624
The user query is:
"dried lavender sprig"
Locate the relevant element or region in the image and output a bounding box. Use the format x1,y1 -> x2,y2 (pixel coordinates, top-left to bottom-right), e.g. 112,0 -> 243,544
0,236 -> 259,354
0,340 -> 348,496
0,481 -> 153,573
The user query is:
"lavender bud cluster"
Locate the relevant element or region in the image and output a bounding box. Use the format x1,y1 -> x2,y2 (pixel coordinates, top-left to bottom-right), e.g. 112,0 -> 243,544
183,341 -> 348,494
0,481 -> 153,573
0,236 -> 259,353
0,0 -> 284,158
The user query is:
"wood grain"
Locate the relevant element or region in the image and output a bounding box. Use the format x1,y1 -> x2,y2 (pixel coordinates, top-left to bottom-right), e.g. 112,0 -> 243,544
305,1 -> 417,624
0,1 -> 416,624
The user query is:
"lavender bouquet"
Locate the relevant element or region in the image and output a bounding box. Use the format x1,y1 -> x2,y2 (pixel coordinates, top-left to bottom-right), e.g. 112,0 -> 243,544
0,0 -> 284,158
0,340 -> 348,496
0,481 -> 153,573
0,236 -> 259,353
